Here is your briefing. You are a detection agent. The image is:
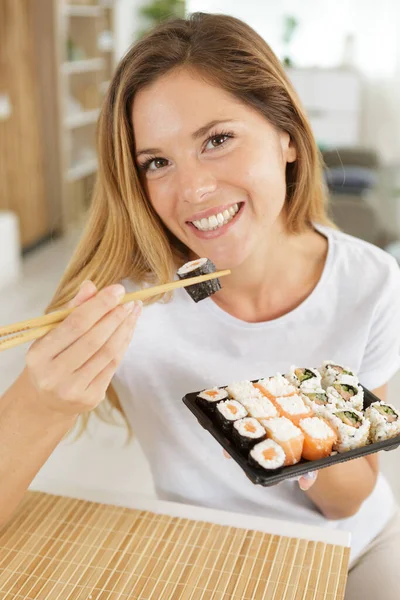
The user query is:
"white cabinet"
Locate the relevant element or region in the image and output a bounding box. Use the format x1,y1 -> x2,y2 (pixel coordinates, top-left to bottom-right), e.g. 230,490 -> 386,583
286,68 -> 361,148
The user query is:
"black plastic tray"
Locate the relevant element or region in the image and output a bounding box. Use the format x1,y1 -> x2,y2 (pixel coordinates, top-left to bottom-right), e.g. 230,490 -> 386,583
182,384 -> 400,486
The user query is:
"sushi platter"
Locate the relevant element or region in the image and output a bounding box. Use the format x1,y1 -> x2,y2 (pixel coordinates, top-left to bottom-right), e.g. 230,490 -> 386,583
183,362 -> 400,486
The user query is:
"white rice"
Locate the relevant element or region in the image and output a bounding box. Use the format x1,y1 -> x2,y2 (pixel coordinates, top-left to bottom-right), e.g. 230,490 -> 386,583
198,387 -> 228,403
240,396 -> 278,419
250,439 -> 286,470
234,417 -> 266,439
299,417 -> 335,440
365,402 -> 400,443
226,381 -> 262,402
177,257 -> 208,275
326,409 -> 370,452
326,384 -> 364,411
275,394 -> 310,415
217,400 -> 247,421
259,417 -> 302,442
256,374 -> 297,397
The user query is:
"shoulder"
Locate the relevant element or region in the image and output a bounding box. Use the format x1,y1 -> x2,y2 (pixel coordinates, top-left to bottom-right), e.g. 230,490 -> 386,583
321,225 -> 400,294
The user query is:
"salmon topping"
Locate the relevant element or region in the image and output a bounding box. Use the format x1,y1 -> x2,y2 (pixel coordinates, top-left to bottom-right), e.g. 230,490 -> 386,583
262,448 -> 277,461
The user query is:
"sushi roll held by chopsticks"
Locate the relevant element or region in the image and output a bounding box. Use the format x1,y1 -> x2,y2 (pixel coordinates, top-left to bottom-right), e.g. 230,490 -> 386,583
177,258 -> 222,302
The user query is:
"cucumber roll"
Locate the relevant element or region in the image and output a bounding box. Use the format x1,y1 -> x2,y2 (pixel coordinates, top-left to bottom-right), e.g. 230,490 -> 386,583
249,439 -> 286,471
302,389 -> 337,418
365,402 -> 400,443
177,257 -> 221,302
326,409 -> 370,452
216,399 -> 247,433
232,417 -> 266,452
197,387 -> 228,413
286,366 -> 322,392
326,383 -> 364,411
319,361 -> 358,388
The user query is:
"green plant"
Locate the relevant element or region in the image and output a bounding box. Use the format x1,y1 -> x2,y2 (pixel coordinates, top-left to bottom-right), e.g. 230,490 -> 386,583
282,15 -> 299,68
138,0 -> 185,38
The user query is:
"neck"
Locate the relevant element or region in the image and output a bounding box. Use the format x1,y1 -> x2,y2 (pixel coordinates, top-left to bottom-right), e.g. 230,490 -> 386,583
211,223 -> 328,322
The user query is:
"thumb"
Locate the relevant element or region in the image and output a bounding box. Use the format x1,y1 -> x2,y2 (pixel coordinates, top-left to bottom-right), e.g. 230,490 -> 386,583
68,280 -> 98,308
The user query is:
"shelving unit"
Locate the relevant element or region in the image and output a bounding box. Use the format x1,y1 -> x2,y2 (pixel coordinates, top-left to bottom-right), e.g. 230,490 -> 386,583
58,0 -> 117,229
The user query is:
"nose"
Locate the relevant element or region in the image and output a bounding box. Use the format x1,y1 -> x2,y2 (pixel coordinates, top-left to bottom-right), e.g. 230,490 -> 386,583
177,159 -> 217,204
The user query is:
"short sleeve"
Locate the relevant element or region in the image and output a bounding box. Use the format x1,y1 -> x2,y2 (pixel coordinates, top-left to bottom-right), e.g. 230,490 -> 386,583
358,256 -> 400,390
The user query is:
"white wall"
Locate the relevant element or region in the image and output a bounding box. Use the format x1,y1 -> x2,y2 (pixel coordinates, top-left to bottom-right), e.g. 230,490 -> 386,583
188,0 -> 400,78
188,1 -> 400,165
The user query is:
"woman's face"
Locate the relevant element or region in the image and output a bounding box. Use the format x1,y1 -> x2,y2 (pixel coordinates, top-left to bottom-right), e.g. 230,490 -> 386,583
132,68 -> 296,268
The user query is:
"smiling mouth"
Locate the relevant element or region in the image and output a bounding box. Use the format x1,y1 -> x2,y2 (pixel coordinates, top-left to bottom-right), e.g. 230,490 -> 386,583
189,203 -> 242,232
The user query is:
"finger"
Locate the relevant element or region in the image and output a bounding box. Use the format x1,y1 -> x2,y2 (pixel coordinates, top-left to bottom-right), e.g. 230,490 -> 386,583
298,471 -> 317,491
63,308 -> 139,390
223,450 -> 232,459
51,300 -> 140,373
39,284 -> 126,359
68,280 -> 98,308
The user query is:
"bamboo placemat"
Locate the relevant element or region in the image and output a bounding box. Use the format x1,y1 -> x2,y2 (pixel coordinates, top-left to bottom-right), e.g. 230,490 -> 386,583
0,491 -> 349,600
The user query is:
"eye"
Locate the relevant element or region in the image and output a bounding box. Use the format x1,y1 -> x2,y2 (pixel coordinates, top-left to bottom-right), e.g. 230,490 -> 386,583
139,157 -> 169,173
204,131 -> 234,151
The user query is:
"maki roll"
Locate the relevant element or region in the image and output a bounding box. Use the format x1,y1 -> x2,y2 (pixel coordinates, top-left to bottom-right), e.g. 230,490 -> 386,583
226,380 -> 262,402
197,387 -> 228,413
326,409 -> 370,452
271,393 -> 314,426
259,417 -> 304,466
232,417 -> 267,452
216,399 -> 247,432
249,439 -> 286,471
319,361 -> 358,388
326,383 -> 364,411
298,417 -> 337,461
240,396 -> 279,420
286,366 -> 322,392
365,401 -> 400,443
255,375 -> 297,399
302,389 -> 337,419
177,258 -> 221,302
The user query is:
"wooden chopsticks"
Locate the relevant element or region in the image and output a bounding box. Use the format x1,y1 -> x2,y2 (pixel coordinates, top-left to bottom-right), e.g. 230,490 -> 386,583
0,270 -> 230,352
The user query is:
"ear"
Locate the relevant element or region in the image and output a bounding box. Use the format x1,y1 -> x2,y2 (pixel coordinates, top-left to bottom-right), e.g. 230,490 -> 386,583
280,131 -> 297,164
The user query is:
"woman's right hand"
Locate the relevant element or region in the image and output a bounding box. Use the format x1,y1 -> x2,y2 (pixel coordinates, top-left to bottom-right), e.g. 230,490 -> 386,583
24,281 -> 141,418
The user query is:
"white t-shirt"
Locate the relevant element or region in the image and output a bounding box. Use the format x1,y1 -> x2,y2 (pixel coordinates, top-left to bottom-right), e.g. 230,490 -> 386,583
113,225 -> 400,563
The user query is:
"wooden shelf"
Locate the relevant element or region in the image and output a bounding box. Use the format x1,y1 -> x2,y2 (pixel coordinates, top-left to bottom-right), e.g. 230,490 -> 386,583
67,158 -> 98,182
62,58 -> 105,74
64,5 -> 102,17
65,108 -> 100,128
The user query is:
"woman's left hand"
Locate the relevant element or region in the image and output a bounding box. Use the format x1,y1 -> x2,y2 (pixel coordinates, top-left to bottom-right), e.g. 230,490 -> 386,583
222,449 -> 318,490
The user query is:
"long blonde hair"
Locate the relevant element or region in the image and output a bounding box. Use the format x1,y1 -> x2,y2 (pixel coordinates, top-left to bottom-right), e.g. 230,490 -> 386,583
48,13 -> 332,441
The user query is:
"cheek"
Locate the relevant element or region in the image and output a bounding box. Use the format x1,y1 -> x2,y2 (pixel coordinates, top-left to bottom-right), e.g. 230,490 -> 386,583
145,179 -> 180,230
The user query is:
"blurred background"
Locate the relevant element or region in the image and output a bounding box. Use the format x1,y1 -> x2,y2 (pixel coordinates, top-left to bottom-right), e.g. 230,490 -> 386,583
1,0 -> 400,506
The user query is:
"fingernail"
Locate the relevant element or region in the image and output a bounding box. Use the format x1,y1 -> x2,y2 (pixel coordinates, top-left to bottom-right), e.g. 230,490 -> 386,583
79,279 -> 91,290
109,284 -> 125,299
133,300 -> 143,316
123,301 -> 135,312
303,471 -> 317,481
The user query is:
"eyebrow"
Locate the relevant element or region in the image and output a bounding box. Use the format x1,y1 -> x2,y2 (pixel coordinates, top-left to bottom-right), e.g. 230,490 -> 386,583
135,119 -> 237,158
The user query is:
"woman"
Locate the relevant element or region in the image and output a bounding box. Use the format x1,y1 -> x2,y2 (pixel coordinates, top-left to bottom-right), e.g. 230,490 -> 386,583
1,13 -> 400,599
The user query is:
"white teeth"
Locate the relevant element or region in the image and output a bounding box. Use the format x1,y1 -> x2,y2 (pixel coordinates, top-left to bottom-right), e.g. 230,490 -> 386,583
208,215 -> 218,227
191,203 -> 241,231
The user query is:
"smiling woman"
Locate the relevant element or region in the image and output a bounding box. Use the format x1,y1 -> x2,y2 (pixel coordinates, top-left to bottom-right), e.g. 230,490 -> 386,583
2,12 -> 400,600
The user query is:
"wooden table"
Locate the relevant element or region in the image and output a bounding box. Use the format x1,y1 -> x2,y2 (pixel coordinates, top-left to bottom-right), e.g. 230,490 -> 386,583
0,491 -> 350,599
